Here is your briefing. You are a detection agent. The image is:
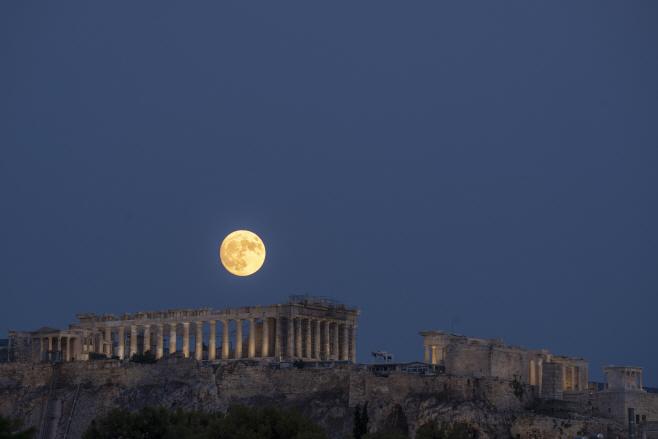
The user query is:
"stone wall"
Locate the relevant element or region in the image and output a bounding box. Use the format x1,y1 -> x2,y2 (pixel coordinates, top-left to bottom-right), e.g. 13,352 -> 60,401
445,343 -> 528,383
592,391 -> 658,425
0,360 -> 634,439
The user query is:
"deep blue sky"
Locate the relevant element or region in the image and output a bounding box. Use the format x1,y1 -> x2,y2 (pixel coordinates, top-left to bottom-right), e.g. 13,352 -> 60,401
2,3 -> 657,385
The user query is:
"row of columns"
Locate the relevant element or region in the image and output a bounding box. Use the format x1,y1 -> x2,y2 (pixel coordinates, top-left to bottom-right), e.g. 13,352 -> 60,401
563,366 -> 581,391
34,336 -> 80,361
424,345 -> 445,364
101,317 -> 357,362
604,370 -> 643,390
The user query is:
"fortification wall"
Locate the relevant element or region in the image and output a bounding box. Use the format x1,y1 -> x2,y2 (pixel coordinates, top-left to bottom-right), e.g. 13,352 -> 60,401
0,361 -> 626,439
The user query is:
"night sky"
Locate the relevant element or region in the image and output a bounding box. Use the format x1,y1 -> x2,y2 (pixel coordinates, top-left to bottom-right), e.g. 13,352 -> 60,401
2,3 -> 657,385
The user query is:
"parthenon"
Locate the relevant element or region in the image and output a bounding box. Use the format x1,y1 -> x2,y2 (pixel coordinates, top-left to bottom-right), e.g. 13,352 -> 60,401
6,296 -> 360,363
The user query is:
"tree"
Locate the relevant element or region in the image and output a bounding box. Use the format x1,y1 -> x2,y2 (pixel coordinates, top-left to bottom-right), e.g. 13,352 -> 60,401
82,404 -> 329,439
129,350 -> 157,364
415,420 -> 473,439
362,429 -> 408,439
353,402 -> 369,439
0,414 -> 37,439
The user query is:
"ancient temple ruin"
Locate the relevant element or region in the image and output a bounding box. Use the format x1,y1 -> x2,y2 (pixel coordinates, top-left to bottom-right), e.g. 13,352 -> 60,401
6,296 -> 360,363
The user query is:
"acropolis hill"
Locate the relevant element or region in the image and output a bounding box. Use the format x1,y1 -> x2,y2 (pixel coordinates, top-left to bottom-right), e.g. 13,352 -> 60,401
2,296 -> 657,439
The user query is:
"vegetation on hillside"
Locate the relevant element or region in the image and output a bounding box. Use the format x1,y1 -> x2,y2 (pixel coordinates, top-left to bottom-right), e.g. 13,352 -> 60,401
0,414 -> 36,439
82,404 -> 328,439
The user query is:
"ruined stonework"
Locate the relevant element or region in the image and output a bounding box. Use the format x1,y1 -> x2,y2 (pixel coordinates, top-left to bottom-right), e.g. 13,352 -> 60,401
7,296 -> 360,364
0,360 -> 634,439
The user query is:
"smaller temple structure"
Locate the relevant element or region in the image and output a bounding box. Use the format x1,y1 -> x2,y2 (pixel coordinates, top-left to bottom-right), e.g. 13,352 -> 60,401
6,327 -> 107,362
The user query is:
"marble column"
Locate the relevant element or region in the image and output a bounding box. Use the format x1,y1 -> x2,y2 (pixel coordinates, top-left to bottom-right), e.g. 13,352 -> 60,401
156,325 -> 164,359
117,327 -> 125,359
331,322 -> 339,360
104,328 -> 112,354
169,323 -> 177,354
235,319 -> 243,359
562,365 -> 567,390
262,318 -> 270,358
143,325 -> 151,354
48,336 -> 53,351
248,319 -> 256,359
572,367 -> 577,390
313,320 -> 320,359
274,318 -> 282,359
195,322 -> 203,361
295,318 -> 302,358
182,323 -> 190,357
431,345 -> 437,365
61,337 -> 68,361
75,337 -> 82,361
130,326 -> 138,358
222,320 -> 229,360
208,321 -> 216,361
68,337 -> 74,361
321,321 -> 329,359
287,318 -> 295,358
341,324 -> 348,361
305,319 -> 312,359
349,325 -> 356,363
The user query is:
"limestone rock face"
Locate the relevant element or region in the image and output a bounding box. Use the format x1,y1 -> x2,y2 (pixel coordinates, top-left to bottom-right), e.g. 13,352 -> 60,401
0,361 -> 627,439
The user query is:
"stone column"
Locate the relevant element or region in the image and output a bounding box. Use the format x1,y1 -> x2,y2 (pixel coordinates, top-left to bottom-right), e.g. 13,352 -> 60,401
305,319 -> 312,359
75,337 -> 82,361
349,325 -> 356,363
571,366 -> 576,390
248,319 -> 256,358
48,336 -> 53,351
195,322 -> 203,360
68,337 -> 74,361
262,318 -> 270,357
208,321 -> 216,361
104,328 -> 111,354
222,320 -> 229,360
640,372 -> 643,389
274,318 -> 281,359
287,318 -> 295,359
322,320 -> 331,359
156,325 -> 164,359
169,323 -> 177,354
235,319 -> 243,359
536,358 -> 543,391
295,318 -> 302,358
562,365 -> 567,390
143,325 -> 151,354
182,323 -> 190,358
313,320 -> 320,359
341,324 -> 348,361
117,327 -> 125,360
129,326 -> 138,359
61,337 -> 68,361
331,322 -> 339,360
431,345 -> 437,365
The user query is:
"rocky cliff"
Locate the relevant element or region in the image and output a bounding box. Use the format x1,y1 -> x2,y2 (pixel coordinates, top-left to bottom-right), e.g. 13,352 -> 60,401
0,358 -> 628,439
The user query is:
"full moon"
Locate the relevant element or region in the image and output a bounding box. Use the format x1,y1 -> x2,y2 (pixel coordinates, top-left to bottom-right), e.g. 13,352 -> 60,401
219,230 -> 266,276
